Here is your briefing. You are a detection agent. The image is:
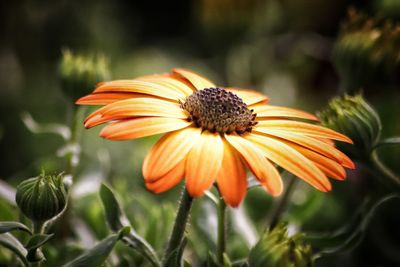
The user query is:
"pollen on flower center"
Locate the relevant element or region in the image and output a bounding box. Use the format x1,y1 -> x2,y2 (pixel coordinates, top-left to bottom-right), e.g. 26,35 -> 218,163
181,87 -> 257,134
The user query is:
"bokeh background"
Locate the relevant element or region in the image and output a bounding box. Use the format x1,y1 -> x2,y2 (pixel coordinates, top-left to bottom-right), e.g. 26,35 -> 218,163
1,0 -> 400,266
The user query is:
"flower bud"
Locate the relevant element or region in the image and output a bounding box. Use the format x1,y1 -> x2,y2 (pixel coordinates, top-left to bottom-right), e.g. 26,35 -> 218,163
59,49 -> 110,100
16,173 -> 67,223
248,224 -> 313,267
319,94 -> 381,158
333,9 -> 400,92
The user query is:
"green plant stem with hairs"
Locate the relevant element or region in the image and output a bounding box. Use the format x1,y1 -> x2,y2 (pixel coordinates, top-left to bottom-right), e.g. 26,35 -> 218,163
216,195 -> 227,265
162,187 -> 193,266
31,221 -> 45,267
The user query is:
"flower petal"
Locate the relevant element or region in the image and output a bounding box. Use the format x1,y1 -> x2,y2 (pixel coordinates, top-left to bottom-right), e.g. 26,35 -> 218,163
253,129 -> 354,168
252,104 -> 319,121
246,133 -> 332,192
284,142 -> 347,180
185,131 -> 223,197
84,98 -> 188,128
76,92 -> 145,105
138,75 -> 195,97
255,120 -> 353,143
216,140 -> 247,207
172,68 -> 216,90
143,127 -> 201,182
225,134 -> 283,196
93,79 -> 187,101
145,159 -> 185,193
225,87 -> 269,106
99,117 -> 192,140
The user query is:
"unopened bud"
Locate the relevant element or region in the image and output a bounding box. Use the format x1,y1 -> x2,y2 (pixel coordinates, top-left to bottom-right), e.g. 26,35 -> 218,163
16,173 -> 67,223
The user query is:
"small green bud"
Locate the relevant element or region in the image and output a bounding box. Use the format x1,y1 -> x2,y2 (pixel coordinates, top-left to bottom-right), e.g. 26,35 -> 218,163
333,9 -> 400,91
319,94 -> 381,159
248,224 -> 314,267
16,173 -> 68,223
59,49 -> 110,100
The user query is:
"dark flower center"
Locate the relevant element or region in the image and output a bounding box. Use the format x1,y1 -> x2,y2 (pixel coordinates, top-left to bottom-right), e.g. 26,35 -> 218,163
181,87 -> 257,134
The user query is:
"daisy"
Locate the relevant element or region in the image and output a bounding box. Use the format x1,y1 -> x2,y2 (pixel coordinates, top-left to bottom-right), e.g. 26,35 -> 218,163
76,69 -> 354,207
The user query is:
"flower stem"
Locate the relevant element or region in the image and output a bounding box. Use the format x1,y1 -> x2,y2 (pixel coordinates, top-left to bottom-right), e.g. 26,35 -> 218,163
268,175 -> 297,229
162,187 -> 193,266
216,196 -> 227,265
370,150 -> 400,186
30,221 -> 45,267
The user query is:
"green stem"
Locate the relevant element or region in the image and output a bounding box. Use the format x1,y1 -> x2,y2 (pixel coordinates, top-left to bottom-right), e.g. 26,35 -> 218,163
162,187 -> 193,266
65,107 -> 83,177
30,221 -> 45,267
216,197 -> 227,265
370,150 -> 400,186
268,176 -> 297,229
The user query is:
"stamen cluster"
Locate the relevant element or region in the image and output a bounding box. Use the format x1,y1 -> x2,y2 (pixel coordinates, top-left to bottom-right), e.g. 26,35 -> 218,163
182,87 -> 257,134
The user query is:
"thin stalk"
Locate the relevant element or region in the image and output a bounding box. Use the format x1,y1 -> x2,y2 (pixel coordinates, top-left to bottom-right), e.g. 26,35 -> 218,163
30,221 -> 45,267
216,197 -> 227,265
370,150 -> 400,186
268,176 -> 297,229
162,187 -> 193,266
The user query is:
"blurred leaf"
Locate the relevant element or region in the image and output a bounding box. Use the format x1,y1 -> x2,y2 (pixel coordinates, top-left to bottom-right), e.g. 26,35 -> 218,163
25,234 -> 54,250
21,112 -> 71,140
62,226 -> 130,267
99,184 -> 161,267
0,221 -> 31,235
306,193 -> 400,256
0,233 -> 28,266
206,252 -> 222,267
0,180 -> 16,206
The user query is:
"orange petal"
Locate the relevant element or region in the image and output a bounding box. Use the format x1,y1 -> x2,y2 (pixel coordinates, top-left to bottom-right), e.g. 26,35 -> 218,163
216,140 -> 247,207
185,131 -> 223,197
84,98 -> 188,128
138,76 -> 194,97
93,79 -> 187,101
285,142 -> 347,180
225,87 -> 269,106
252,104 -> 319,121
255,120 -> 353,143
172,68 -> 216,90
99,117 -> 192,140
76,93 -> 145,105
254,128 -> 353,168
143,127 -> 201,182
246,133 -> 332,192
145,159 -> 185,193
225,134 -> 283,196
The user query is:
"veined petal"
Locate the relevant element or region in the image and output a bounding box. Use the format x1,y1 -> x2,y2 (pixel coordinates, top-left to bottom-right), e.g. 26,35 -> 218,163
246,133 -> 332,192
99,117 -> 192,140
145,159 -> 185,193
256,120 -> 353,143
143,127 -> 201,182
76,92 -> 144,105
216,140 -> 247,207
84,98 -> 188,128
93,79 -> 187,101
185,131 -> 223,197
253,128 -> 354,168
284,142 -> 347,180
225,87 -> 269,106
225,134 -> 283,196
138,76 -> 194,97
172,68 -> 216,90
252,104 -> 319,121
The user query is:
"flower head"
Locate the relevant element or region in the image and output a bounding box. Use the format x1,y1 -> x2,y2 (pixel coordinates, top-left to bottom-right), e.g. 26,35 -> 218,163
77,69 -> 354,207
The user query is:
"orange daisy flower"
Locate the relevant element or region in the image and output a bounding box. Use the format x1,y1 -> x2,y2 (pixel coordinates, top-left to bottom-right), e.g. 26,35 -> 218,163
76,69 -> 354,207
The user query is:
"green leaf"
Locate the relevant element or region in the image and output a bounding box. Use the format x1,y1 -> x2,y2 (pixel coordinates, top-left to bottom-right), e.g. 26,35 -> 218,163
0,233 -> 28,266
62,227 -> 129,267
206,252 -> 222,267
21,112 -> 71,140
99,183 -> 127,231
25,234 -> 54,250
0,221 -> 32,235
99,183 -> 161,267
307,194 -> 400,256
374,137 -> 400,149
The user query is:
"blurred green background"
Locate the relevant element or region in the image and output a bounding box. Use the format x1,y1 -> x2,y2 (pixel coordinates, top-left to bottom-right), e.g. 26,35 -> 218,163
1,0 -> 400,266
